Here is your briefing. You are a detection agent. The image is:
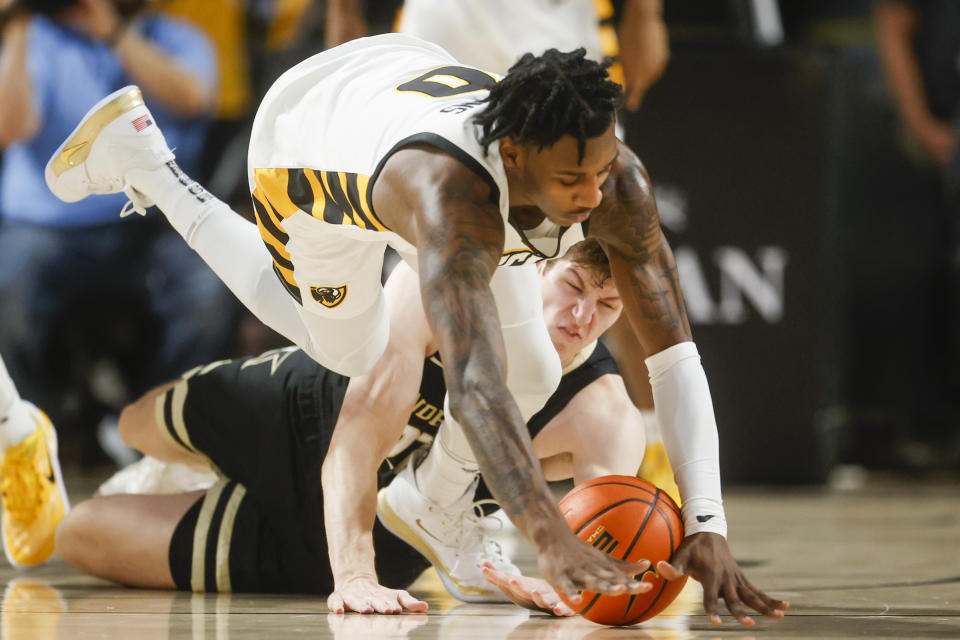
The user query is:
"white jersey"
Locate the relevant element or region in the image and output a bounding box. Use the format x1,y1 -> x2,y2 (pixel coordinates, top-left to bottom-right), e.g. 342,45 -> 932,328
398,0 -> 611,76
248,33 -> 584,307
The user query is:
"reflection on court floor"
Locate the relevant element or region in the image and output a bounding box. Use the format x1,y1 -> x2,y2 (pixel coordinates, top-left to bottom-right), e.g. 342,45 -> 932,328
0,475 -> 957,639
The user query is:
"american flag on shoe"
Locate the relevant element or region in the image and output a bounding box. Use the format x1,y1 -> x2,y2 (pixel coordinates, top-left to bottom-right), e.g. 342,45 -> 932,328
132,114 -> 153,132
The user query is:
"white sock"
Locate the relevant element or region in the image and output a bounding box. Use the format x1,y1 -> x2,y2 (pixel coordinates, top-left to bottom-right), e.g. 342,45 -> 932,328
0,357 -> 37,452
127,162 -> 331,363
416,401 -> 479,506
128,162 -> 228,245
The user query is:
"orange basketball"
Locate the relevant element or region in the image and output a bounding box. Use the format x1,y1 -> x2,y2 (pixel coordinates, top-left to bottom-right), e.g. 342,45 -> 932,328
557,475 -> 688,626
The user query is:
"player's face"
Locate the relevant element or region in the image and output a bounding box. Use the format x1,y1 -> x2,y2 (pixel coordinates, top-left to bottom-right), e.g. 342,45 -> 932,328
518,125 -> 618,226
538,259 -> 622,367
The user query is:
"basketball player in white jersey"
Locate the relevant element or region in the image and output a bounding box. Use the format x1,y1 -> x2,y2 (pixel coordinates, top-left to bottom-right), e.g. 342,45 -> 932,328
397,0 -> 668,111
45,34 -> 784,625
394,0 -> 681,522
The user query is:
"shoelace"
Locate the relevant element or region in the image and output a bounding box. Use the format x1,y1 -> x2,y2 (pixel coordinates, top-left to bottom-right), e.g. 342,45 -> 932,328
119,186 -> 151,218
455,500 -> 516,567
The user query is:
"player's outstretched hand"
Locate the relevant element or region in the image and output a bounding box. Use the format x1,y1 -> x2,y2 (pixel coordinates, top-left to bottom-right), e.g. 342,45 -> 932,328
480,561 -> 574,616
327,575 -> 428,614
536,530 -> 653,602
657,532 -> 788,626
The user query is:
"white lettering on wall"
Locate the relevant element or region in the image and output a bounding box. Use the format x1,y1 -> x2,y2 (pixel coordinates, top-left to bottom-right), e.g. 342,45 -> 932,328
675,246 -> 788,325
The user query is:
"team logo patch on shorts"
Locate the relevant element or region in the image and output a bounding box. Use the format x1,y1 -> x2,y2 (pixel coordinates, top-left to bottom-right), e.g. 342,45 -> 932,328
310,285 -> 347,308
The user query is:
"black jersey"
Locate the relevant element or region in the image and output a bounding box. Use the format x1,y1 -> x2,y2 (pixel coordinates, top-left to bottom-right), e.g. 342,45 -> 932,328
164,342 -> 619,593
376,340 -> 620,486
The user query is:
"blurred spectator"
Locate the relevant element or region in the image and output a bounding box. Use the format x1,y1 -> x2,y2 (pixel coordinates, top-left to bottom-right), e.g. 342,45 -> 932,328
154,0 -> 253,195
157,0 -> 365,202
874,0 -> 960,459
154,0 -> 367,358
874,1 -> 959,171
0,0 -> 237,464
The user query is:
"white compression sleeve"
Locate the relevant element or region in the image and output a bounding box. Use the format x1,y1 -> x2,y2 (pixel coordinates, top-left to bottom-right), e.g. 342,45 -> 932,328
645,341 -> 728,537
127,163 -> 335,366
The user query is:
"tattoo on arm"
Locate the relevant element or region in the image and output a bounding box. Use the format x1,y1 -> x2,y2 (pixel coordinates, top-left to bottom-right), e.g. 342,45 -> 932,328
592,157 -> 692,343
415,189 -> 563,538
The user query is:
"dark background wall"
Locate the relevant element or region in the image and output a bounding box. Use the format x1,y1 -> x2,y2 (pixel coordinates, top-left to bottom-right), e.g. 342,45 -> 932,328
621,0 -> 960,482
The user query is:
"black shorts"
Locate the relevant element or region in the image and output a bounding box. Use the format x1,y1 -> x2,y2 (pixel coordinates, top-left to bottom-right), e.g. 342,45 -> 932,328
162,347 -> 430,593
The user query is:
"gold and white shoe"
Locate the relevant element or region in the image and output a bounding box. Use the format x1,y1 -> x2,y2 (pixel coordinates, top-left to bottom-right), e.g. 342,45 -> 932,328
0,404 -> 69,568
377,462 -> 519,603
44,85 -> 174,216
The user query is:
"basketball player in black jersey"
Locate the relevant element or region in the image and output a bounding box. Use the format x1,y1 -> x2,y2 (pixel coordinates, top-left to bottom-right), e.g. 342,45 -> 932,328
54,240 -> 645,614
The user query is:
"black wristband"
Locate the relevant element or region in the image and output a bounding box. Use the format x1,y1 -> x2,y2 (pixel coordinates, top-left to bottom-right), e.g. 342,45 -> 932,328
104,18 -> 129,48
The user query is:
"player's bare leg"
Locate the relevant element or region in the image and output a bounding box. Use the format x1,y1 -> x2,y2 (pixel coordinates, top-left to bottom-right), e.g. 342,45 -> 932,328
116,382 -> 210,471
56,491 -> 202,588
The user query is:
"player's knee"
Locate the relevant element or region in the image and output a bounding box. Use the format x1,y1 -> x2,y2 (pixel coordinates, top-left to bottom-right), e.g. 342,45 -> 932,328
117,384 -> 170,450
117,402 -> 146,450
56,501 -> 104,571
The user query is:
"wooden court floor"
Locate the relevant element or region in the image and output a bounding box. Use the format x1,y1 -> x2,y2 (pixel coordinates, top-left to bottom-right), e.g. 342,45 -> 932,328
1,472 -> 957,639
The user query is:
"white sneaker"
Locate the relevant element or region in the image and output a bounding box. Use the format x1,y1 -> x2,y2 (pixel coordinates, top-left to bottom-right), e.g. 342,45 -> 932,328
376,462 -> 520,603
45,85 -> 173,216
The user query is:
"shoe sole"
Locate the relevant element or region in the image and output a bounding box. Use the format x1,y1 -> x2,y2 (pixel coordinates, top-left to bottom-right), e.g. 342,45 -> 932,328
375,488 -> 505,603
2,405 -> 71,570
44,85 -> 145,202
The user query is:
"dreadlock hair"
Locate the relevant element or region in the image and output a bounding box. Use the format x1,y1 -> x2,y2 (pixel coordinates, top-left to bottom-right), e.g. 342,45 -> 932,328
474,48 -> 623,163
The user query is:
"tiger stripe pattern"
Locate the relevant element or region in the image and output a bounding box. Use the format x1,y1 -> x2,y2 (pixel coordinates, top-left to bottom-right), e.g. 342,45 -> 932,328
251,167 -> 389,305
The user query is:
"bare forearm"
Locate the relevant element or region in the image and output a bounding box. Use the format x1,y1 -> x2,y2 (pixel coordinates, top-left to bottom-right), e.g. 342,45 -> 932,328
603,314 -> 654,408
875,3 -> 934,129
325,0 -> 368,47
611,233 -> 692,354
453,387 -> 567,545
422,272 -> 567,546
594,155 -> 692,354
0,16 -> 39,145
321,445 -> 380,582
618,0 -> 668,109
113,31 -> 209,117
320,336 -> 424,585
